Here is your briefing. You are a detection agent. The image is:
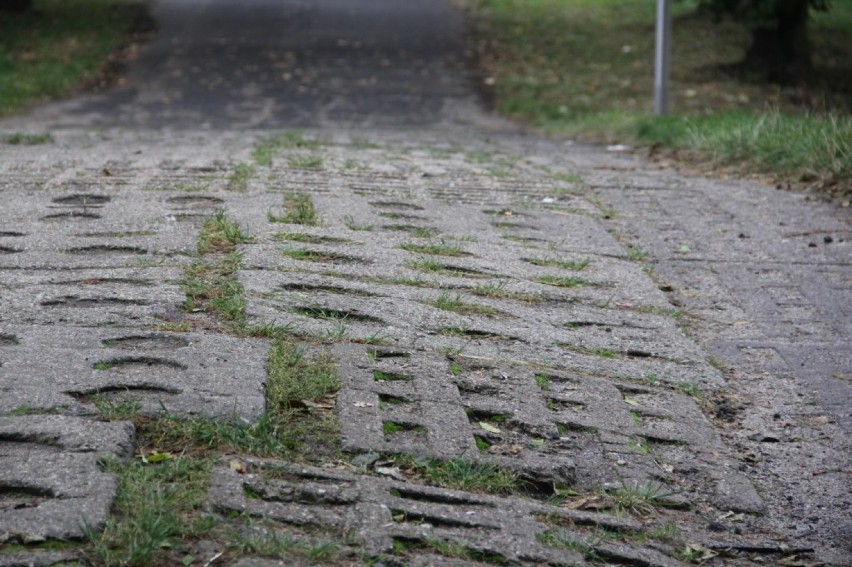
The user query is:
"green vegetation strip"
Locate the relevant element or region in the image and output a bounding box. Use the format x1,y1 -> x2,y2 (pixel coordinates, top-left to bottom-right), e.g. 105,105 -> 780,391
463,0 -> 852,193
0,0 -> 148,116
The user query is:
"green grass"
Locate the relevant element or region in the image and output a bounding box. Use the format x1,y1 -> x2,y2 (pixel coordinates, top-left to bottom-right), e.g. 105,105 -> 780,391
343,215 -> 373,231
470,280 -> 542,303
227,162 -> 255,191
272,232 -> 347,244
526,256 -> 591,271
266,339 -> 338,412
463,0 -> 852,194
537,529 -> 601,561
536,275 -> 594,288
4,132 -> 54,144
400,240 -> 467,257
0,0 -> 145,116
268,193 -> 321,225
198,208 -> 253,254
87,456 -> 213,566
288,155 -> 324,169
252,131 -> 324,166
395,455 -> 521,495
637,110 -> 852,186
428,291 -> 498,316
184,210 -> 252,327
280,247 -> 336,263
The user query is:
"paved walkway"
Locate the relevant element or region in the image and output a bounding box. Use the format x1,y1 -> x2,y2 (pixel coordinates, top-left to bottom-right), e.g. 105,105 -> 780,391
1,1 -> 849,565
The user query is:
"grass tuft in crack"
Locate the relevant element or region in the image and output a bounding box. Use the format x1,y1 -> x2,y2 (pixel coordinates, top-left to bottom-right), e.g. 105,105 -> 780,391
428,291 -> 498,316
527,256 -> 591,271
394,455 -> 521,495
87,457 -> 213,567
268,193 -> 320,225
198,208 -> 253,255
252,131 -> 324,166
400,239 -> 467,257
228,162 -> 255,191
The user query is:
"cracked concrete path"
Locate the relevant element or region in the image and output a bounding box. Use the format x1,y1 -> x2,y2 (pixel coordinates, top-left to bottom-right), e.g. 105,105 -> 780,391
1,0 -> 849,565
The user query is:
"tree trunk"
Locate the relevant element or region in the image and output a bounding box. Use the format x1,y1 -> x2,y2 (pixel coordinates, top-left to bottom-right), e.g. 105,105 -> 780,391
744,0 -> 812,84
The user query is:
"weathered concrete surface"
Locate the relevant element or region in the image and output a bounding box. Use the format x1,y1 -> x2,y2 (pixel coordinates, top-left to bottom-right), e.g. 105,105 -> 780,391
1,0 -> 849,565
0,415 -> 134,542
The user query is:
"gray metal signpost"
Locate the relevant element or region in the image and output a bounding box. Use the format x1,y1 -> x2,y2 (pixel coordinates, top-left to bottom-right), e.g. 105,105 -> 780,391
654,0 -> 672,115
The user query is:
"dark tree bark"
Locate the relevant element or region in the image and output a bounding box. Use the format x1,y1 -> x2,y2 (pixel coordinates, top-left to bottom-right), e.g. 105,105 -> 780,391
744,0 -> 812,83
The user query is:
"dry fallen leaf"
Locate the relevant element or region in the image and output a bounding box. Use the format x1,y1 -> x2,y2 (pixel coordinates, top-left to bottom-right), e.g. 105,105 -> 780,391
487,443 -> 523,455
683,543 -> 718,564
565,495 -> 611,511
479,421 -> 501,434
229,459 -> 247,474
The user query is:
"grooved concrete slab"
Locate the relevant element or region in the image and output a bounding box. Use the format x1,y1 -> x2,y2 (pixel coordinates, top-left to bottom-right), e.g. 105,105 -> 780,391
0,326 -> 266,420
0,415 -> 134,542
210,456 -> 685,567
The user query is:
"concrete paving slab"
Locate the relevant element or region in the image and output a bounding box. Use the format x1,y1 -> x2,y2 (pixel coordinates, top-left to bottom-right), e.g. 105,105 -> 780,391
0,326 -> 266,420
0,415 -> 134,542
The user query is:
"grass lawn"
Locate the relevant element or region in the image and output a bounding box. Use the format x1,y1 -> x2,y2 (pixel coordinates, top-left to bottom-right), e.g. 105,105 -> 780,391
0,0 -> 149,116
460,0 -> 852,198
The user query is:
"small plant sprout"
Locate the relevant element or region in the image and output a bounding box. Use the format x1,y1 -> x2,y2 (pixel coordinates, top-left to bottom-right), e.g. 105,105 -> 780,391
268,193 -> 321,225
343,215 -> 373,231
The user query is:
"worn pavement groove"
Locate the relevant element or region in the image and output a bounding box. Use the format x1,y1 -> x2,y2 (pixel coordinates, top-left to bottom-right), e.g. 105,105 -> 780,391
1,0 -> 849,566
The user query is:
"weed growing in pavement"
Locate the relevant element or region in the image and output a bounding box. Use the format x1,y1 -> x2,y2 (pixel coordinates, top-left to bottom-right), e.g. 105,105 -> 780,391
428,291 -> 498,316
390,537 -> 508,564
266,339 -> 338,413
606,480 -> 683,516
198,208 -> 253,254
675,381 -> 703,398
471,280 -> 542,303
272,232 -> 347,244
288,155 -> 324,169
648,522 -> 680,541
182,252 -> 246,327
536,275 -> 594,288
409,226 -> 439,239
643,373 -> 661,386
626,244 -> 649,262
706,356 -> 728,372
86,456 -> 213,566
91,397 -> 143,420
351,331 -> 393,346
343,215 -> 373,231
268,193 -> 321,225
227,162 -> 255,191
534,374 -> 551,390
367,274 -> 441,288
394,454 -> 521,495
400,240 -> 467,257
4,132 -> 54,145
536,529 -> 602,561
280,247 -> 335,263
526,256 -> 591,271
252,131 -> 324,166
405,258 -> 486,279
231,529 -> 299,556
382,421 -> 426,436
627,437 -> 651,455
560,343 -> 621,358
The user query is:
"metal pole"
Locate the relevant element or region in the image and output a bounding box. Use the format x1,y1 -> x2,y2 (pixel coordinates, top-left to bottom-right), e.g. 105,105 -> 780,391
654,0 -> 672,115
